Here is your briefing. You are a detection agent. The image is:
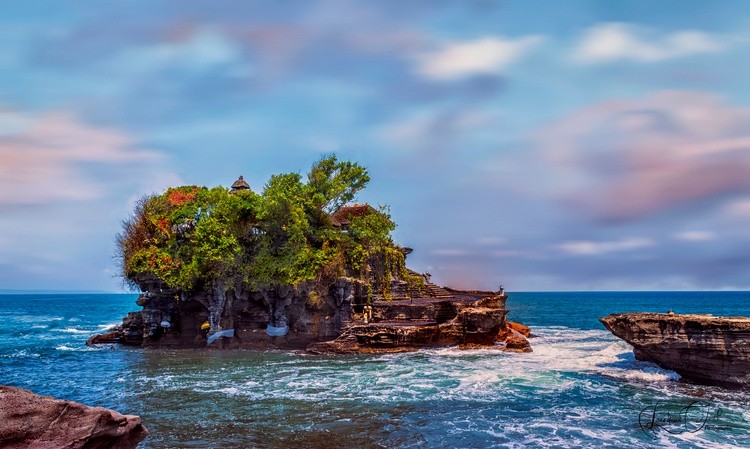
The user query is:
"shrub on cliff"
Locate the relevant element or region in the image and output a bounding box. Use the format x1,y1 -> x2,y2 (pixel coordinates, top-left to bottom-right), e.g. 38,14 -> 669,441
117,155 -> 421,297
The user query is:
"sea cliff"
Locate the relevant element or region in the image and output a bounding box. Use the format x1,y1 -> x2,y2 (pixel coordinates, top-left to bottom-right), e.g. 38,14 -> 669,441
600,312 -> 750,388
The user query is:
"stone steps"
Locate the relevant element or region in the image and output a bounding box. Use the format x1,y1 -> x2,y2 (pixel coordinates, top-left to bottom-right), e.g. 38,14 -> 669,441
423,283 -> 453,298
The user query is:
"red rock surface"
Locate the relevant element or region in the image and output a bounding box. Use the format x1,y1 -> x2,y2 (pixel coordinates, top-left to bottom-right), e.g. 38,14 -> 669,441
0,385 -> 148,449
503,335 -> 533,353
507,321 -> 531,337
495,321 -> 533,352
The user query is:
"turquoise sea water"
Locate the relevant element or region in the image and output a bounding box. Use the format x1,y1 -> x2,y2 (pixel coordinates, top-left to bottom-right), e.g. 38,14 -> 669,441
1,292 -> 750,449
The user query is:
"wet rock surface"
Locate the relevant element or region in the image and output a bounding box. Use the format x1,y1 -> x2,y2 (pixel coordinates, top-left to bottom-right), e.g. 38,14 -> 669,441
600,313 -> 750,388
0,385 -> 148,449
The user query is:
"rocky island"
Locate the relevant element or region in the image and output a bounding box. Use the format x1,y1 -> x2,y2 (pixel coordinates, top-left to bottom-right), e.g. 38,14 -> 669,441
91,156 -> 530,353
600,312 -> 750,388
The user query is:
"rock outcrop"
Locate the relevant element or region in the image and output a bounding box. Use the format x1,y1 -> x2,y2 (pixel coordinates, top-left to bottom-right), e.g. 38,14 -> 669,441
308,294 -> 529,354
494,321 -> 533,353
90,273 -> 531,353
0,385 -> 148,449
600,313 -> 750,388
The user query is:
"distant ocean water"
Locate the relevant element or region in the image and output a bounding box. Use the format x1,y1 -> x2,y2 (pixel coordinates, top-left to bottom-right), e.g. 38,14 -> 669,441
1,292 -> 750,449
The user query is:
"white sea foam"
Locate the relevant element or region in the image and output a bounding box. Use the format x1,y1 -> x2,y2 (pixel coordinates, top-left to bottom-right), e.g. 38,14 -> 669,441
1,349 -> 41,358
55,344 -> 98,352
514,326 -> 680,386
652,428 -> 750,449
95,322 -> 120,332
59,327 -> 90,334
13,315 -> 64,324
217,387 -> 239,396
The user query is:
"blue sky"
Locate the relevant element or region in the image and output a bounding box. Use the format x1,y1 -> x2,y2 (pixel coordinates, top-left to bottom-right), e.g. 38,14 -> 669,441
2,0 -> 750,292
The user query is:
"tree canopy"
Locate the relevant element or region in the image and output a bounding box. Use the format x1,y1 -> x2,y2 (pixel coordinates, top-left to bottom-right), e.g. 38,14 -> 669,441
117,155 -> 419,297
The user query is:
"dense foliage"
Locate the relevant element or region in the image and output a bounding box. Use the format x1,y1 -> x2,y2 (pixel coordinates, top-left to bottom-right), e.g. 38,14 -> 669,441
117,156 -> 421,298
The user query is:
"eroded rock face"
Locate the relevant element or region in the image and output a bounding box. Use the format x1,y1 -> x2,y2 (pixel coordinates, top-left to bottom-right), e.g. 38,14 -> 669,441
307,294 -> 531,354
600,313 -> 750,388
0,385 -> 148,449
90,275 -> 357,349
92,273 -> 531,354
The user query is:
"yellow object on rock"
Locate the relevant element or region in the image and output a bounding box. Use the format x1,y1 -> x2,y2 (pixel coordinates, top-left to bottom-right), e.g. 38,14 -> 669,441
200,322 -> 210,330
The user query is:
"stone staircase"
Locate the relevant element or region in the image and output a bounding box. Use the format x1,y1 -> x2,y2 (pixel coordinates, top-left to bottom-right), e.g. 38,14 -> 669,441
376,276 -> 453,301
311,293 -> 507,354
422,282 -> 452,298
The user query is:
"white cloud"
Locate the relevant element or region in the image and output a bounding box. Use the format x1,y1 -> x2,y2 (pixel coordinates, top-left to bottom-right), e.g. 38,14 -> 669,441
557,237 -> 654,256
0,111 -> 163,206
674,231 -> 716,242
572,23 -> 725,64
415,35 -> 543,80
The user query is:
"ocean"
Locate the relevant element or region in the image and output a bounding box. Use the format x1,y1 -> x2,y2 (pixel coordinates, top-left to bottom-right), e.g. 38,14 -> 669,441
1,292 -> 749,449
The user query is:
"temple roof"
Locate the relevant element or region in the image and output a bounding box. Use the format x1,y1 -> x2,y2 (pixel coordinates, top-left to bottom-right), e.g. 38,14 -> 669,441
231,175 -> 250,191
330,203 -> 374,227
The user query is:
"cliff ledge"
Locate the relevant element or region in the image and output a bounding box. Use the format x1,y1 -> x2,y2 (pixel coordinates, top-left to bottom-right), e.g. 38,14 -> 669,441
600,312 -> 750,388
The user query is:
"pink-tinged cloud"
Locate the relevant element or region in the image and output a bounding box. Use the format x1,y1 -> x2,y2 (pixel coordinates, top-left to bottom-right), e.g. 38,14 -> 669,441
537,90 -> 750,222
0,111 -> 162,206
724,198 -> 750,217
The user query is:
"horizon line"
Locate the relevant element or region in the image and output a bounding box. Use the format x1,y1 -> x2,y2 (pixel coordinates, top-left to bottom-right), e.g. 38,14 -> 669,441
1,289 -> 748,295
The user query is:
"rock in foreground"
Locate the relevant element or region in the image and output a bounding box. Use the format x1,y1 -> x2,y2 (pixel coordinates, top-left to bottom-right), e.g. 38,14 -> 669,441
600,313 -> 750,388
0,385 -> 148,449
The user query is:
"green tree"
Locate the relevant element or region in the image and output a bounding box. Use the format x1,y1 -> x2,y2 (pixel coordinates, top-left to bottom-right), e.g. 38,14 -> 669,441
306,154 -> 370,214
118,155 -> 420,299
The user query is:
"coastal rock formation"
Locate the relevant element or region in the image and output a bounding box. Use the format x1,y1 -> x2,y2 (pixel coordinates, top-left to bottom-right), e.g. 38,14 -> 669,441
90,274 -> 530,353
0,385 -> 148,449
307,294 -> 528,354
600,313 -> 750,388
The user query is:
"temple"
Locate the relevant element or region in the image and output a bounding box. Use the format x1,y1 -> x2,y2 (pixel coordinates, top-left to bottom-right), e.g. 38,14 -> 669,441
230,175 -> 251,192
330,203 -> 374,230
